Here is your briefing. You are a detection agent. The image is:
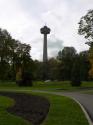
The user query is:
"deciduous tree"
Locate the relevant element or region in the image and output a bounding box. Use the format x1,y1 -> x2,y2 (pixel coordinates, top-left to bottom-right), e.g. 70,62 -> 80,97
78,10 -> 93,78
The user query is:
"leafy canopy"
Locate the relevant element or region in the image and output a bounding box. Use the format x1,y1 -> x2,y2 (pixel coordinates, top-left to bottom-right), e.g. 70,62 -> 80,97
78,10 -> 93,46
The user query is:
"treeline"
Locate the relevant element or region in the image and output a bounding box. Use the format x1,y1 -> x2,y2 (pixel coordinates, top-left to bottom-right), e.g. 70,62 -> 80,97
1,8 -> 93,87
34,9 -> 93,86
34,47 -> 90,86
0,28 -> 92,87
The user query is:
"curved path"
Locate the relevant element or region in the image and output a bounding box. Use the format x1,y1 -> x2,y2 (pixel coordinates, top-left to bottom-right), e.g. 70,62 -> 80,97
31,90 -> 93,125
56,92 -> 93,125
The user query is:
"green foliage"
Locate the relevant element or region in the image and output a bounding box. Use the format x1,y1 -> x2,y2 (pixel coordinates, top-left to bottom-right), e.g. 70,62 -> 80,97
33,60 -> 44,80
34,46 -> 90,84
79,51 -> 90,80
57,47 -> 76,60
48,58 -> 59,80
89,46 -> 93,78
0,28 -> 34,83
78,10 -> 93,79
78,10 -> 93,45
56,47 -> 90,84
57,47 -> 77,80
71,55 -> 82,86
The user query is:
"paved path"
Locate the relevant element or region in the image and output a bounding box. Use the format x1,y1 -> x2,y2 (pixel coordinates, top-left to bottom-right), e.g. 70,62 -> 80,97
31,90 -> 93,124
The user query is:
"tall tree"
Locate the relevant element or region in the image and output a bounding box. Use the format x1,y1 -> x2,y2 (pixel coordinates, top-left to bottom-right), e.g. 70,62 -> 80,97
71,54 -> 81,86
0,29 -> 12,80
79,51 -> 90,81
33,60 -> 44,80
78,10 -> 93,45
78,10 -> 93,78
48,58 -> 59,80
14,42 -> 33,86
0,28 -> 33,84
57,47 -> 77,80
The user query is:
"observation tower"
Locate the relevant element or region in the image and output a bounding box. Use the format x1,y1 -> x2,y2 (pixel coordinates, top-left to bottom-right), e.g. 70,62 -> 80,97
40,26 -> 51,62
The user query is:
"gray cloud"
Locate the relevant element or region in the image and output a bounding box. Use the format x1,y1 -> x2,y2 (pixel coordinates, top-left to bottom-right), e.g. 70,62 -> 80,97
48,36 -> 63,58
30,35 -> 63,60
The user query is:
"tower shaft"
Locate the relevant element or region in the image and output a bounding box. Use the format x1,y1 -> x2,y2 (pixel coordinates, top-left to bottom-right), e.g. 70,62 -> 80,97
43,34 -> 47,62
40,25 -> 51,80
40,25 -> 51,62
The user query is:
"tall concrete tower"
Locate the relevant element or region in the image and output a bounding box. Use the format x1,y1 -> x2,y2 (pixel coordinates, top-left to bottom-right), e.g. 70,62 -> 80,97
40,26 -> 51,62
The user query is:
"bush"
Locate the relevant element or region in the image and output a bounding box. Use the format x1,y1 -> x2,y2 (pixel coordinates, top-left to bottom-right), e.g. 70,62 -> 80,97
22,71 -> 32,86
16,71 -> 32,87
70,77 -> 81,86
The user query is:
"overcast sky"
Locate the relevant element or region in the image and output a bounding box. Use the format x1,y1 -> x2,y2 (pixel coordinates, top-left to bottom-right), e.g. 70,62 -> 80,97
0,0 -> 92,60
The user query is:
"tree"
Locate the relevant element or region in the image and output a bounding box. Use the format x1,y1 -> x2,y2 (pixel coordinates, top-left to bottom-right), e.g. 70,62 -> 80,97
71,55 -> 81,86
0,28 -> 33,85
0,29 -> 13,80
57,47 -> 77,80
14,42 -> 33,86
57,51 -> 62,60
48,58 -> 59,80
79,51 -> 90,81
88,46 -> 93,78
33,60 -> 44,80
78,10 -> 93,45
78,10 -> 93,79
71,51 -> 90,86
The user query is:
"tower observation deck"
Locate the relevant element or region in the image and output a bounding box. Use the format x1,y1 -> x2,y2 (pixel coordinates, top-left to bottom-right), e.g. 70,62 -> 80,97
40,26 -> 51,62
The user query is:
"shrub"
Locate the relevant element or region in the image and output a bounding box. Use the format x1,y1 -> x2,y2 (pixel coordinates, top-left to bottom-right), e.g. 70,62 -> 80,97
70,77 -> 81,86
20,71 -> 32,86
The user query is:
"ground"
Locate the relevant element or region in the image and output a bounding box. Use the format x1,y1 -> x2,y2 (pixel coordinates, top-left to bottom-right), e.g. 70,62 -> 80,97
0,81 -> 93,125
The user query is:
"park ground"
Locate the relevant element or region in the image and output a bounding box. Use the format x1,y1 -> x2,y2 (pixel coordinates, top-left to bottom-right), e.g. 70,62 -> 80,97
0,81 -> 93,125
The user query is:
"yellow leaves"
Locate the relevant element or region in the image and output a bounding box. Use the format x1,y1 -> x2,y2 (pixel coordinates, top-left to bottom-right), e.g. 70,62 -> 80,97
16,67 -> 22,81
89,47 -> 93,78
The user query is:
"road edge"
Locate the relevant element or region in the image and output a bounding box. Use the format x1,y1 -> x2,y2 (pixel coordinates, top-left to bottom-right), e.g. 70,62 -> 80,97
71,97 -> 93,125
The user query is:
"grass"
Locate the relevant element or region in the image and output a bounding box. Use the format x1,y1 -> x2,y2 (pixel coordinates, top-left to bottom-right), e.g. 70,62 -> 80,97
30,92 -> 89,125
0,81 -> 93,92
0,91 -> 89,125
83,90 -> 93,94
0,95 -> 31,125
0,80 -> 92,124
33,81 -> 93,92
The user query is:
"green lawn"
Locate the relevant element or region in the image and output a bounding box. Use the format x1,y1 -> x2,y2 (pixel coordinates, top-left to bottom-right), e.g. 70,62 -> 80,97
0,81 -> 92,124
31,92 -> 89,125
33,81 -> 93,92
0,92 -> 89,125
83,90 -> 93,94
0,81 -> 93,92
